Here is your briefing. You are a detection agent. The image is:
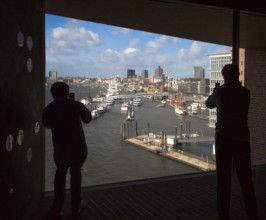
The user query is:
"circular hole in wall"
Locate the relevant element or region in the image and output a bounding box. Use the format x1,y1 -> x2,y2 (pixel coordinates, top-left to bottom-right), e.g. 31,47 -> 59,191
27,58 -> 32,72
27,36 -> 33,51
17,130 -> 24,146
17,32 -> 24,47
34,122 -> 40,135
27,148 -> 32,163
6,134 -> 14,152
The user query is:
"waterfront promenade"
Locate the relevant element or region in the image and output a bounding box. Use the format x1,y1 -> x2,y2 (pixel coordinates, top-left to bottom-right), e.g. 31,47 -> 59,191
124,135 -> 216,171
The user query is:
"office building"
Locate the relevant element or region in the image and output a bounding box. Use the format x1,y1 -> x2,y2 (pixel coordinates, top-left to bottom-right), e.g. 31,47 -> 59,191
154,65 -> 163,78
194,66 -> 205,78
127,69 -> 136,78
48,71 -> 58,80
141,69 -> 148,78
208,49 -> 245,127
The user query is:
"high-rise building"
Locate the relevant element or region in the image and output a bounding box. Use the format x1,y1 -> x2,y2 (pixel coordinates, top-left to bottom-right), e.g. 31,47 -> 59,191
127,69 -> 136,78
194,66 -> 205,78
208,52 -> 231,127
141,69 -> 148,78
153,66 -> 165,83
155,66 -> 163,78
208,49 -> 245,127
49,71 -> 58,80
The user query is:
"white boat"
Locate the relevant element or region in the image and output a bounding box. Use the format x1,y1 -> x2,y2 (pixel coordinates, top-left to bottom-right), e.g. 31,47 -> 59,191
96,103 -> 107,113
91,109 -> 100,119
175,106 -> 187,115
80,98 -> 90,105
92,96 -> 105,103
126,105 -> 135,121
158,100 -> 166,107
105,98 -> 114,105
132,98 -> 142,106
191,103 -> 198,114
106,79 -> 120,98
121,102 -> 129,112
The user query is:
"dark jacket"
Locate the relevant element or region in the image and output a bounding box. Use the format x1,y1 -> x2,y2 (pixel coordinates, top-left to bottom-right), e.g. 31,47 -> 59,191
43,98 -> 92,164
206,81 -> 250,141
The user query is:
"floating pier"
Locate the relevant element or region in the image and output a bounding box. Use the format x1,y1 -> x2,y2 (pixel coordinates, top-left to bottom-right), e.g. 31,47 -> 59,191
124,135 -> 216,171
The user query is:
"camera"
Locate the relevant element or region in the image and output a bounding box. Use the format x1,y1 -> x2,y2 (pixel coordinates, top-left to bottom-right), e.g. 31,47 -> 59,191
68,92 -> 75,100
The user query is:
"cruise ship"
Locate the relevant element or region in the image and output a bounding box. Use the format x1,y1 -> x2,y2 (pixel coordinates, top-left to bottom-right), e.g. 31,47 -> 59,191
106,79 -> 120,98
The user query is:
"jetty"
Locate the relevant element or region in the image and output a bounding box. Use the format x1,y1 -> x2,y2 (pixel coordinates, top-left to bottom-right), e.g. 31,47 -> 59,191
124,135 -> 216,171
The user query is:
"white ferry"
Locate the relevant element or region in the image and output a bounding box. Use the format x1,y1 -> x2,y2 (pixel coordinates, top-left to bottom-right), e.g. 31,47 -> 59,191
105,98 -> 114,105
132,98 -> 142,106
106,79 -> 120,98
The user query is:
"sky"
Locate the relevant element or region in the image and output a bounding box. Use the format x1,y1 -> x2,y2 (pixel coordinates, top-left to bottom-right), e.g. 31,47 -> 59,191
45,14 -> 231,79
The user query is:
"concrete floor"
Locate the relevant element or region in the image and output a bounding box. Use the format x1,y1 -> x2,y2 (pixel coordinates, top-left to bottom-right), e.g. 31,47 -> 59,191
33,165 -> 266,220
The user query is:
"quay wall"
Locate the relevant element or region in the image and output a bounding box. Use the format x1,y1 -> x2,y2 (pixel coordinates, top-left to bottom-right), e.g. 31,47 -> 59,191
124,136 -> 216,171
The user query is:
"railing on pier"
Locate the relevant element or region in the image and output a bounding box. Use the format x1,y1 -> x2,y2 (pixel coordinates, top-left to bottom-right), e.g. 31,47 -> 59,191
121,120 -> 216,170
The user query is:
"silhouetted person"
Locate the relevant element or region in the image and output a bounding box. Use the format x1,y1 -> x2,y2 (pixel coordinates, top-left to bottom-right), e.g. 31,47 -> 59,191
43,82 -> 92,218
206,64 -> 259,220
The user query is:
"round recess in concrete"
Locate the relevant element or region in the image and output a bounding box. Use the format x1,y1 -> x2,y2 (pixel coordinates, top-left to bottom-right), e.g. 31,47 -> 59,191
27,58 -> 32,72
34,122 -> 40,135
17,32 -> 24,47
27,36 -> 33,51
6,134 -> 13,152
17,129 -> 24,146
27,148 -> 32,163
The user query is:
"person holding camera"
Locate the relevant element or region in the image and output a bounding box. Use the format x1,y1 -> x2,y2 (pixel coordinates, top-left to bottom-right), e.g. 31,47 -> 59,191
206,64 -> 259,220
43,82 -> 92,218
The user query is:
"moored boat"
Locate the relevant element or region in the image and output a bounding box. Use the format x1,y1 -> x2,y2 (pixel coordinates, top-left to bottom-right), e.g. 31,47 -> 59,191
132,98 -> 142,106
121,102 -> 129,112
174,106 -> 187,115
126,107 -> 135,121
105,98 -> 114,105
91,109 -> 100,119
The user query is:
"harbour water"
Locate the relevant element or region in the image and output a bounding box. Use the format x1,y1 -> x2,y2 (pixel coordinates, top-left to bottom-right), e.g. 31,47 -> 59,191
45,85 -> 215,191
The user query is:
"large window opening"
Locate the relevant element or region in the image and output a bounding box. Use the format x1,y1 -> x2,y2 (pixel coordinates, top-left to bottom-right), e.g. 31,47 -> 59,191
44,13 -> 232,192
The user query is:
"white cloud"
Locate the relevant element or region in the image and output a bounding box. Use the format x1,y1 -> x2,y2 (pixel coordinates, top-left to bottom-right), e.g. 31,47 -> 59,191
121,28 -> 131,35
48,25 -> 100,55
146,40 -> 162,54
124,48 -> 137,54
156,35 -> 169,43
129,38 -> 140,47
145,35 -> 173,54
46,16 -> 229,78
177,41 -> 206,60
112,27 -> 132,36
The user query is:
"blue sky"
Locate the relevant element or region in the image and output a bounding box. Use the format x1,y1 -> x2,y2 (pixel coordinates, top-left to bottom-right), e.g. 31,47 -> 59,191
45,14 -> 230,79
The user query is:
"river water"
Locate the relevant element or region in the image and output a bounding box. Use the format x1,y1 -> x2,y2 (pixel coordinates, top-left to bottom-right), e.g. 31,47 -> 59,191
45,85 -> 215,191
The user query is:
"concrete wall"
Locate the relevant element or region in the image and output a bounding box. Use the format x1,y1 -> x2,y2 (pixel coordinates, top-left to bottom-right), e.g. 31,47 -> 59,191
0,0 -> 265,219
245,49 -> 266,165
0,0 -> 45,219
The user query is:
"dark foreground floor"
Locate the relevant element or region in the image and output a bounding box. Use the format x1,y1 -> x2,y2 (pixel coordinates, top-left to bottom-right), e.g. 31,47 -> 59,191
34,165 -> 266,220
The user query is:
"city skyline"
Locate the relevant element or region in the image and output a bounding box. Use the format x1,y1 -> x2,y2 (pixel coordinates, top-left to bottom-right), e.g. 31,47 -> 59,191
46,14 -> 231,78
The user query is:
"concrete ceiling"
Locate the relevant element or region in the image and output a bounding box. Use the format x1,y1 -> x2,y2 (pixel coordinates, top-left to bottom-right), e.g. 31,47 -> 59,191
45,0 -> 266,49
